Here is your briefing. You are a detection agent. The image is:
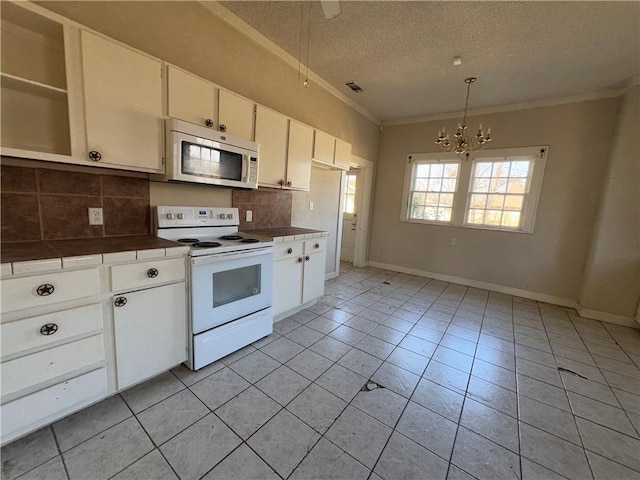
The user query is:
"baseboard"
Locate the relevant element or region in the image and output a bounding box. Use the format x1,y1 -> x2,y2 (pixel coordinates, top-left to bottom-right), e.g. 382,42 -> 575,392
274,299 -> 317,322
576,304 -> 639,328
325,271 -> 339,281
368,261 -> 577,308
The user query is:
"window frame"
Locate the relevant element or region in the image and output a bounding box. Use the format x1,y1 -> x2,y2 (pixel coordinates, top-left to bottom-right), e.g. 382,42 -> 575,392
400,146 -> 548,233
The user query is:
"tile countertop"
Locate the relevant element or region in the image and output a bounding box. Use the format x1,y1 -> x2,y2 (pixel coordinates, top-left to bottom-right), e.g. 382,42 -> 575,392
1,236 -> 189,276
244,227 -> 329,242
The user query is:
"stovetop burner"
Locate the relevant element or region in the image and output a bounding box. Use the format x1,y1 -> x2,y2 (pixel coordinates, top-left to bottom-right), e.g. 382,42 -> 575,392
240,238 -> 260,243
178,238 -> 200,244
193,241 -> 222,248
219,235 -> 243,241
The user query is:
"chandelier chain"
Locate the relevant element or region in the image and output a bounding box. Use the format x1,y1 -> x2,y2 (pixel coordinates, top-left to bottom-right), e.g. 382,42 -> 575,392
462,80 -> 471,127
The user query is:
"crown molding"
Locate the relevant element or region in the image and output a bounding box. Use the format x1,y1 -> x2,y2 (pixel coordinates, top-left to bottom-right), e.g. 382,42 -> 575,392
382,77 -> 640,127
199,1 -> 381,125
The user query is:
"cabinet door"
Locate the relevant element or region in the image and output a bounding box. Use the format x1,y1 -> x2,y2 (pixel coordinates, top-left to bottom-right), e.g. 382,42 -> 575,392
80,31 -> 163,172
113,282 -> 187,389
286,120 -> 313,191
302,252 -> 326,303
273,258 -> 303,317
313,130 -> 335,166
334,138 -> 352,170
167,66 -> 216,129
218,89 -> 254,140
255,105 -> 287,187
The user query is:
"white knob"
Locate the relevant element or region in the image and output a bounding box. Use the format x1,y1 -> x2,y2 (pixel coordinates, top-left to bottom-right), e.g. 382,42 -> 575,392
166,213 -> 174,220
219,214 -> 226,219
177,213 -> 185,219
226,214 -> 233,219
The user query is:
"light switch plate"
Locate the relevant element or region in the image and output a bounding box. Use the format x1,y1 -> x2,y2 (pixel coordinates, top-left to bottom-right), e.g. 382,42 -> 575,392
89,207 -> 103,225
309,201 -> 314,211
246,210 -> 253,222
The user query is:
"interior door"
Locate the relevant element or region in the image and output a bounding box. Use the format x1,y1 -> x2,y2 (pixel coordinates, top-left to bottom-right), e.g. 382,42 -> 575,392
340,170 -> 358,262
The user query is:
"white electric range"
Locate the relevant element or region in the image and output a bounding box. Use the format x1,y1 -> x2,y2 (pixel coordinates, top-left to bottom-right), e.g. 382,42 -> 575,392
156,205 -> 274,370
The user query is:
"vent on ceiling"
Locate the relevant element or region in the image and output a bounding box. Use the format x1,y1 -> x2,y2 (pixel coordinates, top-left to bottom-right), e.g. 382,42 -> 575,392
345,81 -> 363,93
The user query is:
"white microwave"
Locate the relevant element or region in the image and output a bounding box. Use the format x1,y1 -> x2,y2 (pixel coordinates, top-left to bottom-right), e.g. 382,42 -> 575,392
156,119 -> 259,189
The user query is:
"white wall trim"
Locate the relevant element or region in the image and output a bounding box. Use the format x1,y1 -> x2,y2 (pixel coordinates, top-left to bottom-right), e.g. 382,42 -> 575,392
383,77 -> 640,127
200,1 -> 380,125
576,304 -> 639,329
325,272 -> 339,281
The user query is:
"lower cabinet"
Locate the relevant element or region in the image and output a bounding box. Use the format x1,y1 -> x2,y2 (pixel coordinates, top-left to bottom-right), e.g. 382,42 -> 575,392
112,282 -> 187,389
273,238 -> 327,318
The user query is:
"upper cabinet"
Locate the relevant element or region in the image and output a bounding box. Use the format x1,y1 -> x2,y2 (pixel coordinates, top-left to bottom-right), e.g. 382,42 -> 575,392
0,3 -> 71,158
167,66 -> 217,130
313,130 -> 352,171
255,105 -> 288,188
286,120 -> 313,191
80,31 -> 163,172
218,89 -> 254,140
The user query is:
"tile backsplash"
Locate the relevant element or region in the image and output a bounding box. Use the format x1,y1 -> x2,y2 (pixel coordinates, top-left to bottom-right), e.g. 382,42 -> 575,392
1,165 -> 150,241
232,188 -> 292,231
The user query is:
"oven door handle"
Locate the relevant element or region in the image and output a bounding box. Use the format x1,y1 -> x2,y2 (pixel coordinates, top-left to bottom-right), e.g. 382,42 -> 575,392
191,246 -> 274,266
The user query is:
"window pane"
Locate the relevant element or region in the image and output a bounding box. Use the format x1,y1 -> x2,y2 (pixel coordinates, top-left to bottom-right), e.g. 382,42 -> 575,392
470,194 -> 487,208
502,211 -> 521,227
488,194 -> 505,209
485,210 -> 503,225
467,209 -> 485,224
415,178 -> 428,191
437,207 -> 452,222
444,164 -> 459,177
345,195 -> 355,214
510,160 -> 530,177
424,207 -> 438,221
347,175 -> 357,194
425,193 -> 440,206
475,162 -> 493,177
492,162 -> 510,177
473,178 -> 490,192
410,205 -> 424,219
441,179 -> 457,192
412,192 -> 426,205
428,178 -> 442,191
416,164 -> 430,177
504,195 -> 523,211
430,164 -> 444,177
507,178 -> 527,194
440,193 -> 454,207
489,178 -> 508,193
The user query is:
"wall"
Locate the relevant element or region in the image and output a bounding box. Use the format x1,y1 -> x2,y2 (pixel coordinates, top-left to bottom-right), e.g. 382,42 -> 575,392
292,166 -> 343,275
579,85 -> 640,319
232,189 -> 292,231
370,97 -> 621,302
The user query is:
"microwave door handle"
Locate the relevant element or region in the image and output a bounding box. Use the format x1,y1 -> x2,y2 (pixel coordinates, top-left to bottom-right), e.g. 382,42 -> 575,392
241,154 -> 248,182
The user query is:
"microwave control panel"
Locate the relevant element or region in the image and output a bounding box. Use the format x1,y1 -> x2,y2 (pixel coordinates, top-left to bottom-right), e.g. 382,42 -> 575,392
248,157 -> 258,183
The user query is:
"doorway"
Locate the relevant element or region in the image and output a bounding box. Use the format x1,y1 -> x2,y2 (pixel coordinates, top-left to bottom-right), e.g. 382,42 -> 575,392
340,170 -> 359,262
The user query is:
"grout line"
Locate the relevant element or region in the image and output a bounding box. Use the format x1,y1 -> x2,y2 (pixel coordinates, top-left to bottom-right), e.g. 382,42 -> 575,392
49,426 -> 71,480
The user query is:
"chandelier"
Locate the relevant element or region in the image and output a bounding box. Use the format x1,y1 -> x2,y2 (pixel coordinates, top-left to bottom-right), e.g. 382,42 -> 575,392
435,77 -> 492,155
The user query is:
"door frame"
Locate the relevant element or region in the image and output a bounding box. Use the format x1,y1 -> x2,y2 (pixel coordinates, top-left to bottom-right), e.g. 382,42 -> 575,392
350,155 -> 374,268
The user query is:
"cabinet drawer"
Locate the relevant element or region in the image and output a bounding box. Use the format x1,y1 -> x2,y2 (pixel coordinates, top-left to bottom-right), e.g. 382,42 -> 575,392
1,368 -> 108,444
304,238 -> 326,254
274,241 -> 303,261
1,304 -> 103,360
1,334 -> 105,399
0,268 -> 101,313
111,258 -> 185,292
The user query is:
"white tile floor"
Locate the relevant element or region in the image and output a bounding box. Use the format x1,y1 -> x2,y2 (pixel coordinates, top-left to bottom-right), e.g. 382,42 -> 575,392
3,263 -> 640,480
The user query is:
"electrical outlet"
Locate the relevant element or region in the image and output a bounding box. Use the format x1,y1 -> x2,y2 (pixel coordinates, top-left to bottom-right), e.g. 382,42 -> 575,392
309,201 -> 314,211
246,210 -> 253,222
88,207 -> 103,226
450,238 -> 456,246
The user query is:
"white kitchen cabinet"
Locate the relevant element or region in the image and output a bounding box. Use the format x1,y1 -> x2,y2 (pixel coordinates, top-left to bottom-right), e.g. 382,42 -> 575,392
218,89 -> 254,141
0,2 -> 72,159
167,66 -> 217,130
312,129 -> 351,171
286,120 -> 314,191
80,30 -> 163,172
255,105 -> 288,188
112,282 -> 187,389
273,238 -> 326,319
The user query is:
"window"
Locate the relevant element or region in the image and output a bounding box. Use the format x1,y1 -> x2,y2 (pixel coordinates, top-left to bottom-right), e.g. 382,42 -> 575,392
401,147 -> 547,233
407,160 -> 459,222
343,172 -> 357,214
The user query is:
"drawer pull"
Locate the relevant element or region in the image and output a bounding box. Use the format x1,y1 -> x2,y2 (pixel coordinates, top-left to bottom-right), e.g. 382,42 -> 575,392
287,248 -> 293,254
146,268 -> 159,278
297,257 -> 303,263
88,150 -> 102,162
36,284 -> 55,296
114,296 -> 127,307
314,243 -> 320,249
39,323 -> 59,336
305,255 -> 310,261
205,118 -> 214,128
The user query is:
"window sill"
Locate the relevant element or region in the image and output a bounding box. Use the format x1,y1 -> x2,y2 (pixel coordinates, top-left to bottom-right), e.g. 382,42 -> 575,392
399,218 -> 534,235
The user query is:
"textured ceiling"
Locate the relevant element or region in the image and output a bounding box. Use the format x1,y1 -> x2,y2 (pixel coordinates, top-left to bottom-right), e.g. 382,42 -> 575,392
217,1 -> 640,122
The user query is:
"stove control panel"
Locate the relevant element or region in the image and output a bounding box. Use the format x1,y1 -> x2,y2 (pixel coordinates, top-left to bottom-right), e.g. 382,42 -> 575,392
156,206 -> 238,228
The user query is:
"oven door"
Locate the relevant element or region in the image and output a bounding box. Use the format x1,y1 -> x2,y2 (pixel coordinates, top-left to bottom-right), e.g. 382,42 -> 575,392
190,248 -> 273,334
